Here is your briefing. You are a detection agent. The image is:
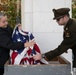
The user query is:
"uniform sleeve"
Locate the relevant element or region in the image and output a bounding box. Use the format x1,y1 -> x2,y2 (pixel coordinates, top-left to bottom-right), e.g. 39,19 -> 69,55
45,25 -> 76,60
0,32 -> 24,50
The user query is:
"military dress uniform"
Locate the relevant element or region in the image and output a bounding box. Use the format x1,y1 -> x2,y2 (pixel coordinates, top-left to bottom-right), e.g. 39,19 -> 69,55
44,8 -> 76,67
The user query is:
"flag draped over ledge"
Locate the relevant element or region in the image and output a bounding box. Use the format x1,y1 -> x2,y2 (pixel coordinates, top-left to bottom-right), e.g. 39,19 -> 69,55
10,25 -> 48,65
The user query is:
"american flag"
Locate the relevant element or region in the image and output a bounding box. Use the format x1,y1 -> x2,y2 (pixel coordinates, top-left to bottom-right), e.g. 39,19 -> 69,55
10,25 -> 48,65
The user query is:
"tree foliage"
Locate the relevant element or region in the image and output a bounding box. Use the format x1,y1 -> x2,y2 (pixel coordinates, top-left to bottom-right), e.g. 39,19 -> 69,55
0,0 -> 21,28
72,1 -> 76,19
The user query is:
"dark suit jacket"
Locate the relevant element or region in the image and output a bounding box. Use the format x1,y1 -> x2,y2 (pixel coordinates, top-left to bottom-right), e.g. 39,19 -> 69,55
0,25 -> 24,66
45,18 -> 76,67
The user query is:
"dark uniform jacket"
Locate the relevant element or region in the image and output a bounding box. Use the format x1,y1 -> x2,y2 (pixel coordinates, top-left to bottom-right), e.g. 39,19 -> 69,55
45,18 -> 76,67
0,25 -> 24,67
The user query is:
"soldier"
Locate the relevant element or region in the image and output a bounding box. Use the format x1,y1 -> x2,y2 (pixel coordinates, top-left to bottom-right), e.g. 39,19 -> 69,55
43,8 -> 76,68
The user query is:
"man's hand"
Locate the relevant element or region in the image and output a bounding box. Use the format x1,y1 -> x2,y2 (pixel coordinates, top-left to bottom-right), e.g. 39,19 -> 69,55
33,54 -> 42,60
24,41 -> 35,47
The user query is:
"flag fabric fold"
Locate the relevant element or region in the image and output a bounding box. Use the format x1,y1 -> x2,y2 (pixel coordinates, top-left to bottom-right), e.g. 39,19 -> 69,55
10,25 -> 48,65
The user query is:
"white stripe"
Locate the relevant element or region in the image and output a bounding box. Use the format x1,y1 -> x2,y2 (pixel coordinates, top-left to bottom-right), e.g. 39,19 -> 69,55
40,58 -> 49,64
26,60 -> 30,65
12,24 -> 19,37
14,47 -> 29,65
19,29 -> 28,35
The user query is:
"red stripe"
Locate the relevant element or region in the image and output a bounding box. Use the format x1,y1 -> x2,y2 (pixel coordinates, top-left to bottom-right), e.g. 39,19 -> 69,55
11,51 -> 18,64
34,44 -> 41,53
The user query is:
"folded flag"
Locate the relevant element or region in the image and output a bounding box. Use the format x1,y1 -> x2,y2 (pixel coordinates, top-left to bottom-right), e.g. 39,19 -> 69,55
10,25 -> 48,65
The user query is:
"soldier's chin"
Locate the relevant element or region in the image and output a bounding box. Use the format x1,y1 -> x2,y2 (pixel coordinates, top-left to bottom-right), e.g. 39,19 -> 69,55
59,24 -> 64,26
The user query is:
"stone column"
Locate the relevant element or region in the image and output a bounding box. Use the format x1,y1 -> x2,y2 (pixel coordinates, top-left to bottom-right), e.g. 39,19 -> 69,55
21,0 -> 33,32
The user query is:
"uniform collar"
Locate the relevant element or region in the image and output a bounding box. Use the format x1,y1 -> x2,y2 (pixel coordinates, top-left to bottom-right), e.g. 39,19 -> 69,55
64,18 -> 73,30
